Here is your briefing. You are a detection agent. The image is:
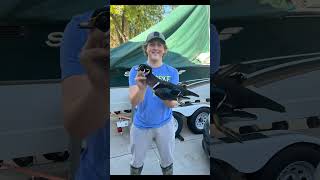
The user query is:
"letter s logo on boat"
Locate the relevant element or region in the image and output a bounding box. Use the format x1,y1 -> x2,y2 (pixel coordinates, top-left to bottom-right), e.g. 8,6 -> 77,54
46,32 -> 63,48
219,27 -> 243,41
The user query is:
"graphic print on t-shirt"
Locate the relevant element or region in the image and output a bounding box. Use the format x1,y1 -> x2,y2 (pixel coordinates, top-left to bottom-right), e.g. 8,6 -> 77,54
152,75 -> 171,97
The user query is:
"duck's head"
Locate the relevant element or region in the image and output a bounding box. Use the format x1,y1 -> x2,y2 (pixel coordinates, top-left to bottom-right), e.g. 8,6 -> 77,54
136,64 -> 152,76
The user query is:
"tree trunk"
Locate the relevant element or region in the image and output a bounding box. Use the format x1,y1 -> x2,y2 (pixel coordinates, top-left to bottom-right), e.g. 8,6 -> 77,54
110,14 -> 126,44
121,10 -> 128,42
121,9 -> 125,33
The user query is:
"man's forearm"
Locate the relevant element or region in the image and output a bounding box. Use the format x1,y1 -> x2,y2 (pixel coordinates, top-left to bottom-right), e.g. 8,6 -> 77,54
130,87 -> 146,107
64,87 -> 107,139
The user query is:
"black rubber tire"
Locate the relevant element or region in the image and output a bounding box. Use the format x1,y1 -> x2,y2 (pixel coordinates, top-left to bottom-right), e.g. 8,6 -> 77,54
43,151 -> 70,162
187,107 -> 210,134
248,144 -> 320,180
210,158 -> 214,176
12,156 -> 33,167
211,158 -> 231,180
173,111 -> 184,137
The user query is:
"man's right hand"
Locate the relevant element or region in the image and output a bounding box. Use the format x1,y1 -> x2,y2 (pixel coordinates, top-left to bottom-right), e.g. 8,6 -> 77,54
135,71 -> 147,90
80,28 -> 108,93
129,71 -> 147,107
62,16 -> 108,139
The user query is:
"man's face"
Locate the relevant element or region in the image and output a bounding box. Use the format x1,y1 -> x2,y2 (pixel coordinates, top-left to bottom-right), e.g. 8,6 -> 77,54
146,39 -> 166,62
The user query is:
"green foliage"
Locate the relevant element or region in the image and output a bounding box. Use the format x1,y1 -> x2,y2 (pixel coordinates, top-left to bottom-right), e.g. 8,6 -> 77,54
110,5 -> 164,48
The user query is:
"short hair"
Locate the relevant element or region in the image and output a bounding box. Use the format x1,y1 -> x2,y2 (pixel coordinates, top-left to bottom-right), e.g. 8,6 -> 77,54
142,40 -> 168,57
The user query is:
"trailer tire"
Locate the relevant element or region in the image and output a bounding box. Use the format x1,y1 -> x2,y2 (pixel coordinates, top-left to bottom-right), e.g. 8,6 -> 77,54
43,151 -> 70,162
248,144 -> 320,180
173,111 -> 184,137
187,107 -> 210,134
12,156 -> 33,167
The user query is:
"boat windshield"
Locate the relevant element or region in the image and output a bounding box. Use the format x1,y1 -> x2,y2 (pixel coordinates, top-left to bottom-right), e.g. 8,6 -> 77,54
211,0 -> 320,20
0,1 -> 105,22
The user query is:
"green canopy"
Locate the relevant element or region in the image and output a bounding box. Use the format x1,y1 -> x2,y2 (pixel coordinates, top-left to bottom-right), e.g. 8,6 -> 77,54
110,5 -> 210,70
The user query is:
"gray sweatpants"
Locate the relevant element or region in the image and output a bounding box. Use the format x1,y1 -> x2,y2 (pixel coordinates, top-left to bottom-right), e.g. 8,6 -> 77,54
129,118 -> 175,168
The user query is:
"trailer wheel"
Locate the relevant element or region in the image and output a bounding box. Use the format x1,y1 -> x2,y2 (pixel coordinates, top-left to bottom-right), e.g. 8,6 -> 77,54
187,107 -> 210,134
211,159 -> 232,180
248,144 -> 320,180
173,111 -> 184,137
12,156 -> 33,167
43,151 -> 70,162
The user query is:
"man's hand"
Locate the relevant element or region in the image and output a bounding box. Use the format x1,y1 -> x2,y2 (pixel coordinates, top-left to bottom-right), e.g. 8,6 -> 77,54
129,71 -> 148,107
62,23 -> 109,139
135,71 -> 147,90
80,28 -> 108,92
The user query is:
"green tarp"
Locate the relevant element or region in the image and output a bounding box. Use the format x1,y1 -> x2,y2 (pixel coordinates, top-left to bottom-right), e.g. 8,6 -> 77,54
110,5 -> 210,70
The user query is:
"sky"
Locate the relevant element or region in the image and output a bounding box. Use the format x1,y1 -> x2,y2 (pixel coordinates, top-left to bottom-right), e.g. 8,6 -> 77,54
163,5 -> 173,17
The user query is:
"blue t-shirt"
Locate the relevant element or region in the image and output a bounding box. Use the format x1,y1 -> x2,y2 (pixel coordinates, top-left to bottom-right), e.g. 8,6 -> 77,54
129,63 -> 179,128
60,11 -> 108,180
211,23 -> 221,74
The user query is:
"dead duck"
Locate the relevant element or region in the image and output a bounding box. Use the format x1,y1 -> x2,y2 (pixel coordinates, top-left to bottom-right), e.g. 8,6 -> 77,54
136,64 -> 200,101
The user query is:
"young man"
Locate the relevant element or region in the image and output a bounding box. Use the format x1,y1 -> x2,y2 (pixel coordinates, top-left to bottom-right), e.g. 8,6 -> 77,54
128,31 -> 179,175
60,7 -> 108,180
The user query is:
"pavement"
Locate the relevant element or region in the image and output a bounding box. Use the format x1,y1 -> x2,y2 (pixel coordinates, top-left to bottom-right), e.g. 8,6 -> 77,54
0,115 -> 210,179
110,115 -> 210,175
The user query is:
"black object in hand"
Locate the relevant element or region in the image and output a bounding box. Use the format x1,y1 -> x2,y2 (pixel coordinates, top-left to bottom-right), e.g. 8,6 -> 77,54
136,64 -> 199,101
79,7 -> 109,32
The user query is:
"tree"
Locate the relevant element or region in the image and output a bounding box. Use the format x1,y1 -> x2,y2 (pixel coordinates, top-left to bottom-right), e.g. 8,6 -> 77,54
110,5 -> 164,48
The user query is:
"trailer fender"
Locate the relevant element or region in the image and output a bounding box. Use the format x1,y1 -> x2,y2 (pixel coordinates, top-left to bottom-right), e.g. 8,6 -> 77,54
212,130 -> 320,174
173,103 -> 210,117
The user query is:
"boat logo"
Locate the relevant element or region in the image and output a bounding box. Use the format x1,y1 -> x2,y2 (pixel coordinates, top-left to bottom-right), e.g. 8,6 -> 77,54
219,27 -> 243,41
46,32 -> 64,48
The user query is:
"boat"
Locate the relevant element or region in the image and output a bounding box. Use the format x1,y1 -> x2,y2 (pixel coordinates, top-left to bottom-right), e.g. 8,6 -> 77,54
0,0 -> 105,166
0,3 -> 210,166
211,0 -> 320,122
110,5 -> 210,112
205,1 -> 320,176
